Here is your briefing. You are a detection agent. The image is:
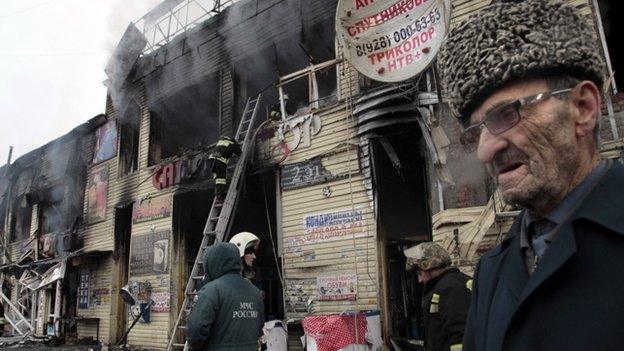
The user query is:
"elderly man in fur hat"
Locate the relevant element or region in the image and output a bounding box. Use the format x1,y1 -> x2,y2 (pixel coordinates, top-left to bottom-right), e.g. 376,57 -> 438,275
438,0 -> 624,350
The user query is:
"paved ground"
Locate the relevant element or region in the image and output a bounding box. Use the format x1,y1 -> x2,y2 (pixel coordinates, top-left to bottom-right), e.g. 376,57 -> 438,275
0,335 -> 102,350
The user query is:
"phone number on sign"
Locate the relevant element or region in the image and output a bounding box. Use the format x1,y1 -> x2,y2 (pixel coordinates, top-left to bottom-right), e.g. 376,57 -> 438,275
354,7 -> 441,57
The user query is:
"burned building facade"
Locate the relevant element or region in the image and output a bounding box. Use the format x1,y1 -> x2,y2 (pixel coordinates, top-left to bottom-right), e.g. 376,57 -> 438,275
0,115 -> 104,337
1,0 -> 621,349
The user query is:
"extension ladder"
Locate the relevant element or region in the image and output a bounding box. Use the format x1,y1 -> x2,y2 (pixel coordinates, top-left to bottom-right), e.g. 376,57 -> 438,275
166,94 -> 262,351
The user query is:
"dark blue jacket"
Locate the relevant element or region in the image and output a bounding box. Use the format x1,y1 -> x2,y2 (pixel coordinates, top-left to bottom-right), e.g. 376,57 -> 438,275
187,243 -> 264,351
464,160 -> 624,351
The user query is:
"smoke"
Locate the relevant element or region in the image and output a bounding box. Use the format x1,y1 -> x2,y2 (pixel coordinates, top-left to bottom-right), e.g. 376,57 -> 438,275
102,0 -> 160,120
220,0 -> 325,98
438,103 -> 492,208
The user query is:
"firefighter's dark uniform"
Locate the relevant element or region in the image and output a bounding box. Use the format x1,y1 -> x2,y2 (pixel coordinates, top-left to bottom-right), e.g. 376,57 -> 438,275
422,267 -> 472,351
209,136 -> 241,199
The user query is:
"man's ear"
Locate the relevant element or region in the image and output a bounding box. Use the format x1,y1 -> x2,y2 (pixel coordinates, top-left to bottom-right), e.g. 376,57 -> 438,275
572,80 -> 602,138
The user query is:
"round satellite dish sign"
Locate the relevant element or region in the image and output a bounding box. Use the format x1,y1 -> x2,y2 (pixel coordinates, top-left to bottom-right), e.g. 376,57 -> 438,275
336,0 -> 452,83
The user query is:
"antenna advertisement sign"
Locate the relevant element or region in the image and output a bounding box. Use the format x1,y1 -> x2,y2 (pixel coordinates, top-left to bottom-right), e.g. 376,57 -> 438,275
336,0 -> 452,82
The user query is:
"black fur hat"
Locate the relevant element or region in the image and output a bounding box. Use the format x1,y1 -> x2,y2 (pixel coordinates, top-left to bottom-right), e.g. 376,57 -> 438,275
438,0 -> 606,121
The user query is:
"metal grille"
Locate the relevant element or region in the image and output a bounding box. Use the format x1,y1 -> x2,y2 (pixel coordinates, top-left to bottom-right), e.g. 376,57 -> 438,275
134,0 -> 237,55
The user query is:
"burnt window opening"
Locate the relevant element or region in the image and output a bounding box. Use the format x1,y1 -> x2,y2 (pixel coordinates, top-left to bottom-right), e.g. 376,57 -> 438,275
119,102 -> 141,175
232,13 -> 338,124
232,45 -> 280,128
148,74 -> 220,166
10,195 -> 32,242
38,202 -> 62,235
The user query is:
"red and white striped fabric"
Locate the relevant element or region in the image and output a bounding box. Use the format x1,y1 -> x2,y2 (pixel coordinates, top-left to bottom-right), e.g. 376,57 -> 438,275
302,313 -> 367,351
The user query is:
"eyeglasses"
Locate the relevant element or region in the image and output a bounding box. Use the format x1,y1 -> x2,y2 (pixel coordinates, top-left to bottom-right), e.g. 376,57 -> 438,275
459,88 -> 572,152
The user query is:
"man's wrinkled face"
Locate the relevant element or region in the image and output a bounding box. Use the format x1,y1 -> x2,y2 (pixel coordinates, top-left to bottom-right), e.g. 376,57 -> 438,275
472,80 -> 579,210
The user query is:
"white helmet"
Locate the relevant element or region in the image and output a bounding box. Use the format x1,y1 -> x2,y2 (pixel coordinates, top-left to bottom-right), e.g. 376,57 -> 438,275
229,231 -> 260,257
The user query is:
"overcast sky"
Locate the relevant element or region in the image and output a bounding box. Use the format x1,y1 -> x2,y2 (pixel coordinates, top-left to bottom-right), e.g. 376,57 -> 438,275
0,0 -> 162,165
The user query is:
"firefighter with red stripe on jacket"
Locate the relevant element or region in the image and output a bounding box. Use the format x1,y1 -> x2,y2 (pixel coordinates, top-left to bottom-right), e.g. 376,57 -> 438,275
406,242 -> 472,351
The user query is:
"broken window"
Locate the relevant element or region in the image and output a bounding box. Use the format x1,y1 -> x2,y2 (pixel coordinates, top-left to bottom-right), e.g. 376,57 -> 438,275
277,59 -> 340,118
39,202 -> 61,235
148,74 -> 220,166
10,195 -> 32,242
119,102 -> 141,174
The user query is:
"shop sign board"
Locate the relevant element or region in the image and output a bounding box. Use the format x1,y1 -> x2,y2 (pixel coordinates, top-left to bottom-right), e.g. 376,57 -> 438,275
78,269 -> 90,309
281,157 -> 334,190
284,208 -> 367,252
336,0 -> 452,82
317,273 -> 358,301
130,230 -> 170,276
132,195 -> 172,224
151,291 -> 171,313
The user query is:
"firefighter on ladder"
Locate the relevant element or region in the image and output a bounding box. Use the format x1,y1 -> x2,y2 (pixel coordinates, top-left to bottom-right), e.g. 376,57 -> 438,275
209,135 -> 241,203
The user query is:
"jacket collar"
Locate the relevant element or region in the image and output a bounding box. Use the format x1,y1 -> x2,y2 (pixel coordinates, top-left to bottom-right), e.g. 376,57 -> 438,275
488,160 -> 624,301
573,159 -> 624,235
423,267 -> 460,293
497,160 -> 624,326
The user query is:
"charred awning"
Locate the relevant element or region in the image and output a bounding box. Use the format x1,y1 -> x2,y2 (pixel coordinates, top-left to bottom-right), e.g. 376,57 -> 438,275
353,83 -> 452,185
35,261 -> 66,290
353,83 -> 438,136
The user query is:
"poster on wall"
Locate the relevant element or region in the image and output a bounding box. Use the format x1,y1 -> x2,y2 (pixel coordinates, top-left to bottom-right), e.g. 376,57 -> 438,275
91,288 -> 110,307
151,291 -> 171,312
78,269 -> 90,309
285,208 -> 367,252
130,230 -> 170,276
87,164 -> 109,222
92,119 -> 118,164
317,273 -> 358,301
132,195 -> 172,224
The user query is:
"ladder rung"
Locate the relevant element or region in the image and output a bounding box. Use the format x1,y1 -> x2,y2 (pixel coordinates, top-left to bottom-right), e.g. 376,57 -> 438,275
187,291 -> 198,296
178,325 -> 187,330
172,343 -> 186,347
192,276 -> 203,280
209,217 -> 219,221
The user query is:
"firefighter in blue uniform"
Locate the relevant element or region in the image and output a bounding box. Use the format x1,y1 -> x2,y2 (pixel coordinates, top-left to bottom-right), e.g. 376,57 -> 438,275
209,135 -> 241,202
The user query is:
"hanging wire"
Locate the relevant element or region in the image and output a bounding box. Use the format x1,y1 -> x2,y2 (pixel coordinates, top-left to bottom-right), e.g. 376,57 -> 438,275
342,49 -> 364,344
259,167 -> 299,314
